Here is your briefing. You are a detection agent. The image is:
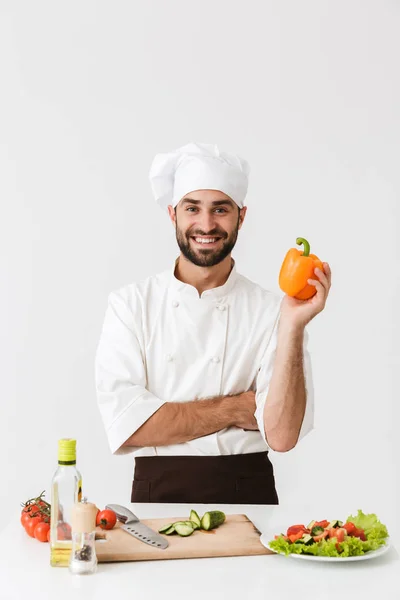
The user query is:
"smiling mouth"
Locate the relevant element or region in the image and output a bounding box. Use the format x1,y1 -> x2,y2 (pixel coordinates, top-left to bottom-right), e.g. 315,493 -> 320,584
191,236 -> 222,246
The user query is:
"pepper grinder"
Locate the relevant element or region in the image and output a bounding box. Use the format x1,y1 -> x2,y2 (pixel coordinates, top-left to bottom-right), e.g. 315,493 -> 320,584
69,497 -> 98,575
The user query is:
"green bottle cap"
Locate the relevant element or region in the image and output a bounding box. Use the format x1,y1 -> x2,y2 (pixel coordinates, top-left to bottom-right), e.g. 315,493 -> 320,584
58,438 -> 77,464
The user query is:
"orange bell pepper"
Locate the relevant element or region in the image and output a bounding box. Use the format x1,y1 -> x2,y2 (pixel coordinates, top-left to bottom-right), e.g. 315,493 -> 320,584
279,237 -> 324,300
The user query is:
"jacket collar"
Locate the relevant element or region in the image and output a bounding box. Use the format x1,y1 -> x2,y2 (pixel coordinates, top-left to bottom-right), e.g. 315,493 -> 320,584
169,257 -> 238,299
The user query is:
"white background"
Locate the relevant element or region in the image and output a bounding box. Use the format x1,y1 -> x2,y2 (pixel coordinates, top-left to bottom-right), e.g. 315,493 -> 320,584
1,0 -> 399,532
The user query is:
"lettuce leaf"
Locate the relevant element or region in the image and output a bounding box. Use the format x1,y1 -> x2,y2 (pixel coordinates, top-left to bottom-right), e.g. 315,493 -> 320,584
269,535 -> 387,557
345,509 -> 389,541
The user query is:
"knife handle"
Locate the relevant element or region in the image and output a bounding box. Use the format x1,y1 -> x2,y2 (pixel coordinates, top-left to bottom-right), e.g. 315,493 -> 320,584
105,504 -> 139,524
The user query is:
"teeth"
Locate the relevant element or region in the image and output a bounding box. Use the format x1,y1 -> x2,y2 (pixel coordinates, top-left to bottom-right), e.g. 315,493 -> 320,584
194,237 -> 217,244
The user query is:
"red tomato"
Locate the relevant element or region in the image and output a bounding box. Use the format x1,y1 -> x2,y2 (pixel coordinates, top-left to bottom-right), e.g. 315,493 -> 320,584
21,504 -> 40,517
25,516 -> 43,538
313,531 -> 329,542
96,509 -> 117,530
47,528 -> 51,542
353,527 -> 366,541
287,525 -> 307,537
334,528 -> 346,542
21,512 -> 33,528
288,531 -> 305,543
343,522 -> 356,535
34,522 -> 50,543
328,527 -> 346,542
314,520 -> 329,529
57,522 -> 72,540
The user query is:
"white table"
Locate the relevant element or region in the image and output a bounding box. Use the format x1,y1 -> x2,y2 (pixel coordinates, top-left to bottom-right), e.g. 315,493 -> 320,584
1,501 -> 399,600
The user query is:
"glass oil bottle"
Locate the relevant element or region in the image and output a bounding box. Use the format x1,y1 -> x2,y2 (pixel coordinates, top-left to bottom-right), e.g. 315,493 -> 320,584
50,438 -> 82,567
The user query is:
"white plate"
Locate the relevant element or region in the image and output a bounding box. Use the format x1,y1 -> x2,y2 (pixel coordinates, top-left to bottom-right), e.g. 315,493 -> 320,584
260,532 -> 391,562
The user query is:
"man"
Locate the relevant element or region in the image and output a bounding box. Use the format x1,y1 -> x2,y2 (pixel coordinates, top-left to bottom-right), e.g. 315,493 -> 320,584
95,142 -> 331,504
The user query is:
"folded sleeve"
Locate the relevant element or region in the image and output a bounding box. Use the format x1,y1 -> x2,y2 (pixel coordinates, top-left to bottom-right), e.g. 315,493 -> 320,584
95,290 -> 166,455
254,312 -> 315,449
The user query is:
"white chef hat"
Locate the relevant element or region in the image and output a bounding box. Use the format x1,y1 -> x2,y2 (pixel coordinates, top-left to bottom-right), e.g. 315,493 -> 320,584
149,142 -> 250,210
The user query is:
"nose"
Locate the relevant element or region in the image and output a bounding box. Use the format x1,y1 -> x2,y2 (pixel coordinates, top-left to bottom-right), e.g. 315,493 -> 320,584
197,211 -> 217,234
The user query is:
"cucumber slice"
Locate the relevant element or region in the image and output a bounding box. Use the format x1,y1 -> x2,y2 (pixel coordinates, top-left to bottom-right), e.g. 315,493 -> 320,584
190,510 -> 202,528
174,523 -> 194,537
200,511 -> 226,531
184,520 -> 200,530
158,523 -> 174,533
163,525 -> 176,535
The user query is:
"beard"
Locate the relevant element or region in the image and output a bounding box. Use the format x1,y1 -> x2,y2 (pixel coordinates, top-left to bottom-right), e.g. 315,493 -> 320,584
175,215 -> 240,267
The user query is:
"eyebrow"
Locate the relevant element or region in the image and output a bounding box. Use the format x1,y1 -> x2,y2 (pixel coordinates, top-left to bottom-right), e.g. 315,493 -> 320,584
181,198 -> 235,208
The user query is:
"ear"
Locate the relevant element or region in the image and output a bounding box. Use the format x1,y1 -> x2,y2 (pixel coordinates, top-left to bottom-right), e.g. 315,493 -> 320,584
167,205 -> 176,227
238,206 -> 247,230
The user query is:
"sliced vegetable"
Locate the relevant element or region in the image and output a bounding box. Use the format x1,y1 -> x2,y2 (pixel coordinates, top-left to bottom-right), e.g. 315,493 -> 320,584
174,523 -> 194,537
201,511 -> 226,531
287,524 -> 308,537
313,531 -> 329,542
311,526 -> 325,536
314,520 -> 329,529
163,526 -> 176,535
190,510 -> 202,528
327,520 -> 342,529
343,522 -> 356,535
288,531 -> 304,543
186,520 -> 200,530
158,523 -> 175,534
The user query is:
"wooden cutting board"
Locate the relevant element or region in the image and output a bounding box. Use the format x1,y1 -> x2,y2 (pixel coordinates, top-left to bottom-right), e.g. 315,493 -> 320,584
95,514 -> 273,562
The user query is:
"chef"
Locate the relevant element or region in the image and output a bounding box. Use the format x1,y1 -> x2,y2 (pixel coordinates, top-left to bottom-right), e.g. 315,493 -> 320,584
95,142 -> 331,504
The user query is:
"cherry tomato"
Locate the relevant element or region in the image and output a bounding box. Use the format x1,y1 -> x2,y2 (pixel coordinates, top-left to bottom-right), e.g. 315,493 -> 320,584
47,529 -> 51,542
57,522 -> 72,540
21,512 -> 33,528
313,531 -> 329,542
21,504 -> 40,517
96,509 -> 117,530
334,528 -> 346,543
34,522 -> 50,542
25,516 -> 43,538
286,524 -> 307,537
353,527 -> 366,541
314,520 -> 329,529
288,531 -> 305,543
343,522 -> 356,535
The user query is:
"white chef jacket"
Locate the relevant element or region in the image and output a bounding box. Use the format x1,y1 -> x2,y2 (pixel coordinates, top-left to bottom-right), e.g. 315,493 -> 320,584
95,259 -> 314,457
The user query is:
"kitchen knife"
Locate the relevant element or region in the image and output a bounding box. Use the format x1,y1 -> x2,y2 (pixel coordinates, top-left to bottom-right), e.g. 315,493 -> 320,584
105,503 -> 169,550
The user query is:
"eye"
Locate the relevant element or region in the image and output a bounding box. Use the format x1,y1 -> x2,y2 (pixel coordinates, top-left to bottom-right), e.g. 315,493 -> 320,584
186,207 -> 198,212
214,208 -> 227,214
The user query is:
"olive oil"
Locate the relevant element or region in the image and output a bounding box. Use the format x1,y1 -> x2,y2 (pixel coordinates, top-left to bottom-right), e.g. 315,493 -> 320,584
50,439 -> 82,567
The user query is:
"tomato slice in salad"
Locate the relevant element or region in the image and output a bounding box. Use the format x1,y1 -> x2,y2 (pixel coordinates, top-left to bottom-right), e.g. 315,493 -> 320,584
343,522 -> 356,535
313,530 -> 329,542
288,531 -> 305,543
286,525 -> 308,537
314,520 -> 329,528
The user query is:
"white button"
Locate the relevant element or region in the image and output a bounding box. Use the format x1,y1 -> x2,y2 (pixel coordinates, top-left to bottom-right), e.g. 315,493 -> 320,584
172,301 -> 179,308
217,304 -> 226,311
166,354 -> 173,362
212,356 -> 220,363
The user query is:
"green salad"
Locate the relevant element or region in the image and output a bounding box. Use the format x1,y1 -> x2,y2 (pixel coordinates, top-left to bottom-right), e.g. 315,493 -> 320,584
269,510 -> 389,558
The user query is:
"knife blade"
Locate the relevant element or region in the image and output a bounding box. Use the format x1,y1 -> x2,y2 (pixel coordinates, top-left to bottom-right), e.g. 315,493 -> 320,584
105,503 -> 169,550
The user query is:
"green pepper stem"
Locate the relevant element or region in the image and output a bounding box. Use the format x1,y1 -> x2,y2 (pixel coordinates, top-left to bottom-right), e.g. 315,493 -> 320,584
296,237 -> 310,257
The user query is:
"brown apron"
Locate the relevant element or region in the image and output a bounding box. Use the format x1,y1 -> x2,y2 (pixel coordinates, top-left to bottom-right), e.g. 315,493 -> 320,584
131,452 -> 279,504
